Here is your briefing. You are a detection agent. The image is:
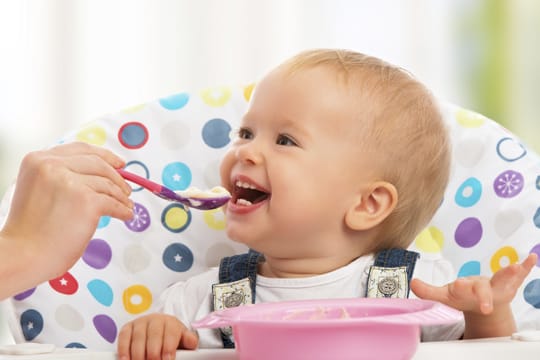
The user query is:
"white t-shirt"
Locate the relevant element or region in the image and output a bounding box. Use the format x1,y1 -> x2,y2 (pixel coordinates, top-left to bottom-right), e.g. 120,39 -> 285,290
158,254 -> 465,348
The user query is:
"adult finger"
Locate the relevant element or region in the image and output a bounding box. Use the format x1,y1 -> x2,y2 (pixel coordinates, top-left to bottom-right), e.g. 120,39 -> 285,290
47,142 -> 125,168
80,173 -> 133,208
60,154 -> 132,196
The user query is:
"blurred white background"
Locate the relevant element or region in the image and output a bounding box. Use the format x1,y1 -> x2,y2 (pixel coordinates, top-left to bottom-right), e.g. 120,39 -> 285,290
0,0 -> 539,343
2,0 -> 539,195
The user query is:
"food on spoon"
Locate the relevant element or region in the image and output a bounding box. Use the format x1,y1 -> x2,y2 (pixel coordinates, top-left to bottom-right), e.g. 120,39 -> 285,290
175,186 -> 231,199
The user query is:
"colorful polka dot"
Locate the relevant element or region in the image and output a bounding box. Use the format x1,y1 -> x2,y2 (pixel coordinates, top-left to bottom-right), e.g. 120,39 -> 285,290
160,121 -> 190,150
124,202 -> 151,232
93,314 -> 117,343
493,170 -> 524,198
414,226 -> 444,253
533,207 -> 540,228
55,304 -> 84,331
162,162 -> 192,190
122,103 -> 146,114
457,261 -> 481,277
524,279 -> 540,309
87,279 -> 114,306
455,109 -> 486,128
159,92 -> 190,110
454,137 -> 486,168
97,216 -> 111,229
454,217 -> 482,248
202,118 -> 232,148
494,209 -> 524,239
200,87 -> 231,107
76,124 -> 107,146
490,246 -> 518,273
454,177 -> 482,207
530,244 -> 540,267
244,83 -> 255,101
496,137 -> 527,162
123,244 -> 151,274
203,208 -> 227,230
14,288 -> 36,301
20,309 -> 43,341
122,285 -> 152,314
124,161 -> 149,192
118,122 -> 149,149
83,239 -> 112,269
161,204 -> 191,233
65,343 -> 86,349
162,243 -> 194,272
49,272 -> 79,295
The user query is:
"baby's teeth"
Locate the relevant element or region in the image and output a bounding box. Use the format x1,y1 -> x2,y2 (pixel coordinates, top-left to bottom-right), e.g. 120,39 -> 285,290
235,181 -> 256,189
236,199 -> 253,206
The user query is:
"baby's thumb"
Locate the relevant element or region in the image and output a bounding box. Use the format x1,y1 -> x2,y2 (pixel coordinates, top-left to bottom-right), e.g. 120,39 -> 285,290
179,330 -> 199,350
410,278 -> 440,301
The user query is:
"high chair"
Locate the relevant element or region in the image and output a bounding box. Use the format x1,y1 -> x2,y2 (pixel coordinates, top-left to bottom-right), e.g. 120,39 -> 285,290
0,85 -> 539,350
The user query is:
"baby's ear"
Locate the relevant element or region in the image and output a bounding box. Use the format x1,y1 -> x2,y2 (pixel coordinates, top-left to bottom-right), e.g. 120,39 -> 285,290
345,182 -> 398,231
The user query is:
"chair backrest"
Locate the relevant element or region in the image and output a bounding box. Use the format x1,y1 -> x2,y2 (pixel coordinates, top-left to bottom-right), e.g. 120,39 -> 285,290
1,86 -> 539,350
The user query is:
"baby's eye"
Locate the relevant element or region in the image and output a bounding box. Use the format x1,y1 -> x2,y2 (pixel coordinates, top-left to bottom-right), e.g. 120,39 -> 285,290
237,127 -> 254,140
276,134 -> 297,146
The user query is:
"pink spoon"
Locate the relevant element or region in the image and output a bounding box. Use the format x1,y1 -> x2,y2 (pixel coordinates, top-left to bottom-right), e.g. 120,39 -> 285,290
117,168 -> 230,210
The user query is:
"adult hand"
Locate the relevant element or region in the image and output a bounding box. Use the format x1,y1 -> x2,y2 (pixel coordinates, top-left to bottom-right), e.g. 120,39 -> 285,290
0,142 -> 133,299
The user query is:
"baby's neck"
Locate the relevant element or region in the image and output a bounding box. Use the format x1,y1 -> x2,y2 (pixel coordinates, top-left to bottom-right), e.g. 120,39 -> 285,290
258,254 -> 362,278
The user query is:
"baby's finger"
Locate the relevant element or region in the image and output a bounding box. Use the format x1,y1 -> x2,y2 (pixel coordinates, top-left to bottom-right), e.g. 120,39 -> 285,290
161,319 -> 183,359
521,253 -> 538,274
492,253 -> 538,290
471,280 -> 493,314
129,320 -> 152,360
410,278 -> 448,302
117,322 -> 134,360
145,318 -> 166,360
179,330 -> 199,350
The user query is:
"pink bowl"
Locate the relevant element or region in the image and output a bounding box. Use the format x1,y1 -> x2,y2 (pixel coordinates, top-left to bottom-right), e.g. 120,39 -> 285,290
192,298 -> 462,360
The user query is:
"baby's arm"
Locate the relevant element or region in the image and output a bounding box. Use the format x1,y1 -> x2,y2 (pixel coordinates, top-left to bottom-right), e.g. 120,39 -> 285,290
117,313 -> 198,360
411,253 -> 537,339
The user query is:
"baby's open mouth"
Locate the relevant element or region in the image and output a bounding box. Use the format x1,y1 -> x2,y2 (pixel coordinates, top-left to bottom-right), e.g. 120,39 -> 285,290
232,180 -> 270,206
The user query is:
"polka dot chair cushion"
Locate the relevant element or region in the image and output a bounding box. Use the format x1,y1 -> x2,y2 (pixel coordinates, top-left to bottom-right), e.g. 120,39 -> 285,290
2,87 -> 540,349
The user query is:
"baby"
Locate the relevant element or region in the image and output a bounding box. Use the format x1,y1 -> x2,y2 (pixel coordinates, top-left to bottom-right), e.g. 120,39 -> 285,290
117,49 -> 536,359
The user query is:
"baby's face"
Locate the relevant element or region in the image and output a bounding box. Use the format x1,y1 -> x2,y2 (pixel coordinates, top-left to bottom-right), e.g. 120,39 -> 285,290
219,66 -> 377,259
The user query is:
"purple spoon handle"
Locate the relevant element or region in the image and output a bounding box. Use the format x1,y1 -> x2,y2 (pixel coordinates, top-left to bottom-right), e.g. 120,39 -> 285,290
117,168 -> 229,210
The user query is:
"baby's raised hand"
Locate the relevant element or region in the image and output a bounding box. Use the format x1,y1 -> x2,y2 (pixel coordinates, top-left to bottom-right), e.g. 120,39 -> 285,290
412,253 -> 536,314
411,253 -> 537,338
117,313 -> 198,360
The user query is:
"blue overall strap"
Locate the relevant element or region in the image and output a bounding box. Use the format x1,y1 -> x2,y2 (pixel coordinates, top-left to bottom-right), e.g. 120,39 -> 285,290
368,248 -> 420,298
215,249 -> 263,348
373,248 -> 420,282
218,249 -> 263,298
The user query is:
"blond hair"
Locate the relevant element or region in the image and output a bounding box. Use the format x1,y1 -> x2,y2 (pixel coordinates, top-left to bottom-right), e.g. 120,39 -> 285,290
280,49 -> 451,251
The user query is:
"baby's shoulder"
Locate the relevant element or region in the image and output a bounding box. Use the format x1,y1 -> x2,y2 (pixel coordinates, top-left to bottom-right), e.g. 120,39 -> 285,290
162,267 -> 220,299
